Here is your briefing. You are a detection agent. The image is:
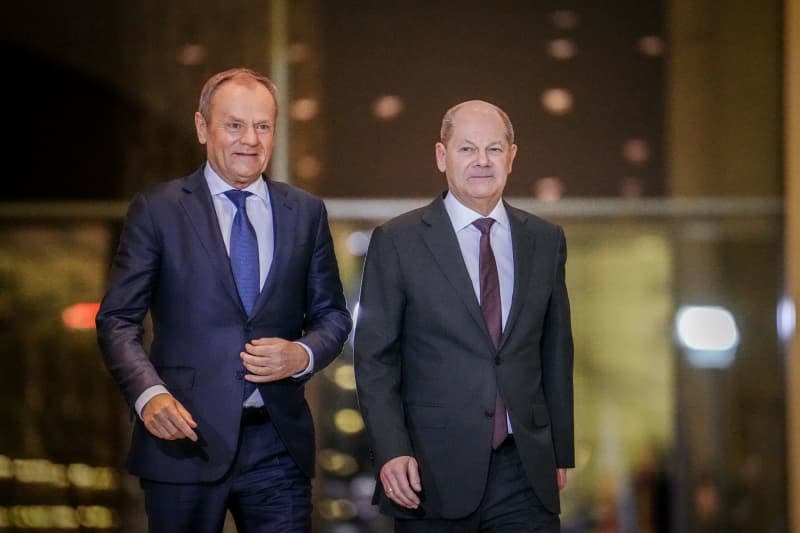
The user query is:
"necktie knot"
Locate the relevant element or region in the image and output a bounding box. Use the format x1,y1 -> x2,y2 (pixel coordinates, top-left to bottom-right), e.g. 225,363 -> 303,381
224,189 -> 252,210
472,217 -> 495,235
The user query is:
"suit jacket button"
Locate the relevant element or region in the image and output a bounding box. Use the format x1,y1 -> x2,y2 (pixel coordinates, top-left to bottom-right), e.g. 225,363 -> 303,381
495,356 -> 502,365
485,410 -> 494,418
235,371 -> 244,379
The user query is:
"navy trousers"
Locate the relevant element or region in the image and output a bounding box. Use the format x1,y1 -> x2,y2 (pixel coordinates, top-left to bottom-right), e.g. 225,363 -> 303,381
140,416 -> 311,533
394,437 -> 560,533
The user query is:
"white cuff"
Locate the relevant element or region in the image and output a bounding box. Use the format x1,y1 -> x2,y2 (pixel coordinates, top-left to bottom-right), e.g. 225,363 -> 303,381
134,385 -> 170,420
292,342 -> 315,378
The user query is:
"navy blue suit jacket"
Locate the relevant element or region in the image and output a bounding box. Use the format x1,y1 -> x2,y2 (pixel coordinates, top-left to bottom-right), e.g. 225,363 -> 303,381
97,168 -> 352,482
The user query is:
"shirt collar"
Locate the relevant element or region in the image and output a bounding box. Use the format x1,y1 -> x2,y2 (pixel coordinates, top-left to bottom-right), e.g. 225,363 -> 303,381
203,162 -> 269,203
443,191 -> 509,232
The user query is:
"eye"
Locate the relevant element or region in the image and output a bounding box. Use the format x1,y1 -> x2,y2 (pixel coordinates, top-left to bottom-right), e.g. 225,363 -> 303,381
255,123 -> 272,133
459,146 -> 475,153
227,122 -> 242,131
489,147 -> 503,153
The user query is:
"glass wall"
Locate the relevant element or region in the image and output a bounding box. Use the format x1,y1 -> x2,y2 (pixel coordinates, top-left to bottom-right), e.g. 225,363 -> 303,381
0,198 -> 784,532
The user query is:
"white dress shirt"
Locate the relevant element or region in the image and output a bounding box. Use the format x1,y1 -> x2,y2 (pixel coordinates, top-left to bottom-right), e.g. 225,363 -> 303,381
443,192 -> 515,432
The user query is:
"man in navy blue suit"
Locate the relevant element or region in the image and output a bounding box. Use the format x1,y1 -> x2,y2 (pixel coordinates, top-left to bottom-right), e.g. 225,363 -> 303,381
97,67 -> 352,532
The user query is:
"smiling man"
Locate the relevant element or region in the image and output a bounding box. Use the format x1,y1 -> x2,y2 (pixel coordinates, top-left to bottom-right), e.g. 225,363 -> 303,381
97,68 -> 351,532
355,100 -> 575,532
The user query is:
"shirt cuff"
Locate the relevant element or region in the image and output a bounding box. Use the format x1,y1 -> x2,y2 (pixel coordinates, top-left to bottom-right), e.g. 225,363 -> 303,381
134,385 -> 170,420
292,342 -> 315,378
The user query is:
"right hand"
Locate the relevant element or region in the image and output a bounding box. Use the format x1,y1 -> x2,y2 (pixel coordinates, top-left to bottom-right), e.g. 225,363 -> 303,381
141,393 -> 198,442
380,455 -> 422,509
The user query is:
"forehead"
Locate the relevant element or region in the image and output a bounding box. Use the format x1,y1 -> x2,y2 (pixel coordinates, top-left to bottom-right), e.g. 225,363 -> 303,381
210,80 -> 275,116
449,107 -> 507,143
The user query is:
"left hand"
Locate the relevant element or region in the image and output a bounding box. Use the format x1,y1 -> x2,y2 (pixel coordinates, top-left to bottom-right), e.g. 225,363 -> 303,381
241,337 -> 309,382
557,468 -> 568,490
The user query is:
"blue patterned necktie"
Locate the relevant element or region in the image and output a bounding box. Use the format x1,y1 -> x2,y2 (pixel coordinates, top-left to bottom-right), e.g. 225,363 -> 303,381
472,217 -> 509,449
224,190 -> 260,316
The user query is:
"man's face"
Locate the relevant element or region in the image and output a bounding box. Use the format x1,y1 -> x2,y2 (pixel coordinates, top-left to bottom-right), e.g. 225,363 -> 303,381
194,80 -> 276,189
435,103 -> 517,215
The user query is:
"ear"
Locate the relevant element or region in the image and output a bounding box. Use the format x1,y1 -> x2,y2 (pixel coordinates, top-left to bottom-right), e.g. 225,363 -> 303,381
506,143 -> 518,173
435,142 -> 447,173
194,112 -> 208,144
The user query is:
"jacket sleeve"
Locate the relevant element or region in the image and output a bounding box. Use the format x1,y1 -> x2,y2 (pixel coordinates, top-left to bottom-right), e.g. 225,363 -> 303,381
353,225 -> 415,469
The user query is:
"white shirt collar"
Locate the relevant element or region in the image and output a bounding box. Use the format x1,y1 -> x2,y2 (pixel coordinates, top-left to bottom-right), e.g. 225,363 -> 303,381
203,163 -> 268,202
443,191 -> 510,232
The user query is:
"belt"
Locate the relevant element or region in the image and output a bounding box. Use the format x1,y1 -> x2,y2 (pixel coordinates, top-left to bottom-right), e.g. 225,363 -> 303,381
241,406 -> 270,426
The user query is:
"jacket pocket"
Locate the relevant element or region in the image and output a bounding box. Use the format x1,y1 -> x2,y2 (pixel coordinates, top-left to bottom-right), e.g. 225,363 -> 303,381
531,403 -> 551,427
156,366 -> 196,390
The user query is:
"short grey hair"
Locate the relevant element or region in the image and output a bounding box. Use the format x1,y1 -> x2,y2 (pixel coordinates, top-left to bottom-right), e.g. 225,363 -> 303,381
439,100 -> 515,146
197,67 -> 278,123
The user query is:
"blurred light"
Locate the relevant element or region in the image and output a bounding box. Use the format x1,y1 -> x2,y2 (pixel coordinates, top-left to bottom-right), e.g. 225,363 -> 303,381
67,464 -> 118,490
345,230 -> 371,256
318,498 -> 358,521
350,475 -> 376,498
334,409 -> 364,434
295,155 -> 321,181
676,306 -> 740,368
777,295 -> 796,343
0,508 -> 8,528
638,35 -> 665,57
62,302 -> 100,330
541,89 -> 573,115
0,455 -> 11,479
318,449 -> 359,477
623,139 -> 650,165
547,38 -> 577,60
13,459 -> 68,487
177,44 -> 206,66
620,176 -> 644,198
551,10 -> 579,30
291,98 -> 319,121
288,42 -> 313,63
352,302 -> 360,327
333,364 -> 357,391
372,95 -> 404,120
76,506 -> 118,528
534,177 -> 564,202
329,525 -> 360,533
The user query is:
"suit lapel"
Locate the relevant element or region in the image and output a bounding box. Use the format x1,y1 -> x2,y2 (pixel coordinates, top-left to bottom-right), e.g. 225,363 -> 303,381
420,197 -> 494,347
179,169 -> 242,311
251,180 -> 296,316
499,203 -> 537,349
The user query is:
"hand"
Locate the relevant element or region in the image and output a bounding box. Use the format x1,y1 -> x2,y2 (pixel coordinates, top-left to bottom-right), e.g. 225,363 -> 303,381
557,468 -> 568,490
142,393 -> 198,441
241,338 -> 310,382
380,456 -> 422,509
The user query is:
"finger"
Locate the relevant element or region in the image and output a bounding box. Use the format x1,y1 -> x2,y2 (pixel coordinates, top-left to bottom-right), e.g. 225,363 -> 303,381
171,405 -> 198,442
407,458 -> 422,492
383,470 -> 419,508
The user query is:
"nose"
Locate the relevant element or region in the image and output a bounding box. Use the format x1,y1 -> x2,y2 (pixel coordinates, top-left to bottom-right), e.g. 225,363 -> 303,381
240,124 -> 258,145
476,149 -> 490,166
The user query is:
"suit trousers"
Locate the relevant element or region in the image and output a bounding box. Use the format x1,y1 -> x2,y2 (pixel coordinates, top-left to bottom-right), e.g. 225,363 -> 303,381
394,438 -> 560,533
140,415 -> 311,533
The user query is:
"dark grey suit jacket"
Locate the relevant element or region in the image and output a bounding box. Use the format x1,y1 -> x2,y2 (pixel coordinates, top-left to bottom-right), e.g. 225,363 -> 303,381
354,194 -> 574,518
96,168 -> 352,483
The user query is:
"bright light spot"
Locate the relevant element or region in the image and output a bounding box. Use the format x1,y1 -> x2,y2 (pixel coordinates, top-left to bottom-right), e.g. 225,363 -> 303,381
291,98 -> 319,121
318,449 -> 359,477
333,364 -> 357,391
638,35 -> 665,57
62,302 -> 100,330
777,295 -> 796,343
372,95 -> 404,120
295,155 -> 321,181
334,409 -> 364,434
346,230 -> 372,256
623,139 -> 650,165
318,498 -> 358,521
676,306 -> 740,368
352,302 -> 360,327
547,38 -> 577,60
0,456 -> 11,479
350,475 -> 376,498
551,10 -> 579,30
541,89 -> 573,115
177,44 -> 206,66
534,177 -> 564,202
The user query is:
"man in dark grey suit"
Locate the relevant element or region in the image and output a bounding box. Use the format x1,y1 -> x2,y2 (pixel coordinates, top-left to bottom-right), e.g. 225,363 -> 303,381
354,100 -> 574,532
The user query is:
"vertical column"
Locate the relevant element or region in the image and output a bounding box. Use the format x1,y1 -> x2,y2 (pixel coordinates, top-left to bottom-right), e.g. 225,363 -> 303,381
786,0 -> 800,529
270,0 -> 290,183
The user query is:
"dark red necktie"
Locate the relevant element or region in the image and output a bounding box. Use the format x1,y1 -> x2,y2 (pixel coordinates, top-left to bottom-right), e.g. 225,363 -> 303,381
472,218 -> 508,449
